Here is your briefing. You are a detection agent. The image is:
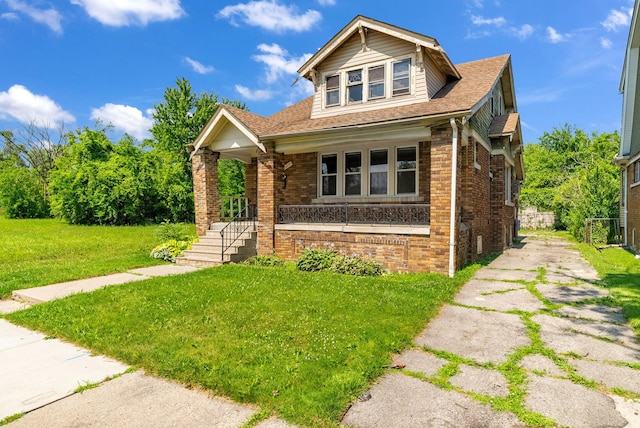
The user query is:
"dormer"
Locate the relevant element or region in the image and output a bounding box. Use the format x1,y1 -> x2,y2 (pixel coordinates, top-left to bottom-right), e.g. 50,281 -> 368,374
297,16 -> 461,119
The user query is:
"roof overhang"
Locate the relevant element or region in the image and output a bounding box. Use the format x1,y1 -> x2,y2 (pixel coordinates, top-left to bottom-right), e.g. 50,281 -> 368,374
297,15 -> 460,83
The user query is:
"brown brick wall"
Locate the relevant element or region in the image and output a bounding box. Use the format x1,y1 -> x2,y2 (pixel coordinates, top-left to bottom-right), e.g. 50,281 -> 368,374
279,152 -> 317,205
626,163 -> 640,251
257,142 -> 277,254
192,148 -> 219,235
274,229 -> 433,272
419,141 -> 431,203
245,158 -> 257,206
490,153 -> 516,251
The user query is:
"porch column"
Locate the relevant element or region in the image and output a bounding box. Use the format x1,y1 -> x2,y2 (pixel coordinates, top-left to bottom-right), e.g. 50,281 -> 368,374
257,142 -> 277,254
191,148 -> 220,236
429,124 -> 461,275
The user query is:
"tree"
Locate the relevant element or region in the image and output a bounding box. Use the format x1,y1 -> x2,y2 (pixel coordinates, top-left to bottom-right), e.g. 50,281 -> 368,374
49,127 -> 159,225
1,121 -> 68,203
0,159 -> 49,218
521,125 -> 620,239
148,77 -> 246,222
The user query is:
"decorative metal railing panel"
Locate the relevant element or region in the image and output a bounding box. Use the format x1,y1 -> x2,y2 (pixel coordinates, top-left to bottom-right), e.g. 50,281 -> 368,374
278,204 -> 430,225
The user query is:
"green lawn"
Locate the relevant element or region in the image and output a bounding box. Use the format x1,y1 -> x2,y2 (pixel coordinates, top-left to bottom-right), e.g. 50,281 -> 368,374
0,218 -> 187,298
574,241 -> 640,336
6,263 -> 479,426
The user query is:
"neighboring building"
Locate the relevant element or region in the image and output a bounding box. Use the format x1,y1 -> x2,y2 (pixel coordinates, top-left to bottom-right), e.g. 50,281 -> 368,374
185,16 -> 524,276
617,0 -> 640,252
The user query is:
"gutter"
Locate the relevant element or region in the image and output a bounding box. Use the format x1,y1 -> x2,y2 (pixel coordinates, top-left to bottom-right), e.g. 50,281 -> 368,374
449,118 -> 458,278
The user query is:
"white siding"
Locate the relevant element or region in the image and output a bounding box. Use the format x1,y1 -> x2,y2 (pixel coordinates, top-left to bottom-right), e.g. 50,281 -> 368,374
311,30 -> 445,119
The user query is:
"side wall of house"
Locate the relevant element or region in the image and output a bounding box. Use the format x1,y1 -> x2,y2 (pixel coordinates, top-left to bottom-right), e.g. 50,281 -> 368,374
627,162 -> 640,251
459,137 -> 492,264
490,154 -> 517,251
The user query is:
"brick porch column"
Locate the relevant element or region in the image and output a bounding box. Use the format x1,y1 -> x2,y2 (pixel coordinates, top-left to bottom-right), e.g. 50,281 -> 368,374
191,148 -> 220,236
257,142 -> 277,254
429,124 -> 460,275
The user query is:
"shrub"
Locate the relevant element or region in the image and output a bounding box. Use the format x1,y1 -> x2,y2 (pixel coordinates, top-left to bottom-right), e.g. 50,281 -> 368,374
156,220 -> 192,242
295,248 -> 386,276
330,255 -> 386,276
242,254 -> 286,267
295,248 -> 338,272
150,239 -> 191,263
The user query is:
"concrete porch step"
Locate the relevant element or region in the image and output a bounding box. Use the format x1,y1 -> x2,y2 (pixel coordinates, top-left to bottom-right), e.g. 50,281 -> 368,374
177,227 -> 257,268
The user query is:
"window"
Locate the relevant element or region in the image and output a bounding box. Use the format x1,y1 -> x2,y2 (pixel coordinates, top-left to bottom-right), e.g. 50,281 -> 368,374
321,154 -> 337,196
635,161 -> 640,183
347,69 -> 363,103
392,59 -> 410,96
396,147 -> 417,194
370,149 -> 389,195
344,152 -> 362,195
326,74 -> 340,107
505,166 -> 513,204
368,65 -> 385,99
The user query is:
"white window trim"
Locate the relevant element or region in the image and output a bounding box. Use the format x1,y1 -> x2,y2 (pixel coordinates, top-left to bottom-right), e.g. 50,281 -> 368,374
346,69 -> 363,105
316,144 -> 419,199
395,145 -> 419,195
505,165 -> 513,204
344,150 -> 363,196
321,56 -> 414,109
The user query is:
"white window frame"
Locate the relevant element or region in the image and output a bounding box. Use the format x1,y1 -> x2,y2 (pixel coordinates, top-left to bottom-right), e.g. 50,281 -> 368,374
368,64 -> 385,100
369,148 -> 389,195
317,144 -> 419,198
347,69 -> 363,104
344,151 -> 363,196
392,58 -> 411,96
505,165 -> 513,204
325,74 -> 340,107
395,146 -> 418,195
320,153 -> 339,196
635,160 -> 640,183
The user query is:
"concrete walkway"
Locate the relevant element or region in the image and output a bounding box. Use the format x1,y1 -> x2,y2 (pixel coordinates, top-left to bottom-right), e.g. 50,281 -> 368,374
343,234 -> 640,427
0,265 -> 294,428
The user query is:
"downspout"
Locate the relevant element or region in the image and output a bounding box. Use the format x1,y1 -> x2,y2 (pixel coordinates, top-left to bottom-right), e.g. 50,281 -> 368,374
448,118 -> 458,278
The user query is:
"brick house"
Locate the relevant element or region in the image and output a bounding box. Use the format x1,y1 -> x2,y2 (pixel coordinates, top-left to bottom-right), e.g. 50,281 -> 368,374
185,16 -> 524,276
617,0 -> 640,252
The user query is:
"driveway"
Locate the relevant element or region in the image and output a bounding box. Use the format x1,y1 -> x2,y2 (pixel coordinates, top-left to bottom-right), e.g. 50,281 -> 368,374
343,234 -> 640,427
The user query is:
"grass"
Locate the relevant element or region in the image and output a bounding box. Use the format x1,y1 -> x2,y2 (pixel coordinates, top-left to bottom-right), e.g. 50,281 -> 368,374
573,241 -> 640,337
0,218 -> 189,298
6,263 -> 479,427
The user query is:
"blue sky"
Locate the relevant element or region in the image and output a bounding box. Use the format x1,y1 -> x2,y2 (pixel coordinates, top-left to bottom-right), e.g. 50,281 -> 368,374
0,0 -> 635,144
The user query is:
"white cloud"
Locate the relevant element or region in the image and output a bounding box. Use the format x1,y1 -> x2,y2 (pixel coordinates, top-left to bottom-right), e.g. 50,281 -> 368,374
0,85 -> 74,126
90,104 -> 153,140
512,24 -> 534,40
235,85 -> 275,101
546,26 -> 569,43
471,15 -> 506,27
184,57 -> 214,74
218,1 -> 321,33
600,37 -> 613,49
4,0 -> 63,33
1,12 -> 19,20
518,88 -> 563,106
316,0 -> 335,5
253,43 -> 312,83
602,7 -> 633,32
70,0 -> 185,27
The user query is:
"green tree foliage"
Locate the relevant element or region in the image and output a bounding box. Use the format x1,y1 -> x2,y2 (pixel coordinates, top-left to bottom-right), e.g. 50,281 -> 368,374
49,127 -> 159,225
0,159 -> 49,218
521,124 -> 620,239
149,77 -> 246,222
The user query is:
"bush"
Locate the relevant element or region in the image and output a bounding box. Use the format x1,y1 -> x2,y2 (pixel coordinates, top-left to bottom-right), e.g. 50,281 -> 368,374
150,239 -> 191,263
156,220 -> 192,242
296,248 -> 338,272
242,255 -> 286,267
330,255 -> 386,276
296,248 -> 386,276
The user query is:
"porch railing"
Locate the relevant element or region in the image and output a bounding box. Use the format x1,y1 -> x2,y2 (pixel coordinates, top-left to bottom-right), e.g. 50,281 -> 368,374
220,203 -> 257,261
220,196 -> 249,221
278,204 -> 430,226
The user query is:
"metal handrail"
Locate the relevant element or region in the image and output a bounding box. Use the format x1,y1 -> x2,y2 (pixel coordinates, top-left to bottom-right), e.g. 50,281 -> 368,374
219,204 -> 256,261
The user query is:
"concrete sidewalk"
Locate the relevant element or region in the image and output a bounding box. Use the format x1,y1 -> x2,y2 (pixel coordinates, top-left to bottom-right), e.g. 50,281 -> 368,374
0,264 -> 294,427
343,235 -> 640,427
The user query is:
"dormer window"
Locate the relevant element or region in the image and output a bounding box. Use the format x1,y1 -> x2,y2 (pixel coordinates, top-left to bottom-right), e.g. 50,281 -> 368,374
326,74 -> 340,107
347,69 -> 363,103
392,59 -> 410,96
368,65 -> 385,99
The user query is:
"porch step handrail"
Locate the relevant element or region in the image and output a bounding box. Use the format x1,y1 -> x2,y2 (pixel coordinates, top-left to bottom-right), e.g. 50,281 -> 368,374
219,203 -> 256,262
